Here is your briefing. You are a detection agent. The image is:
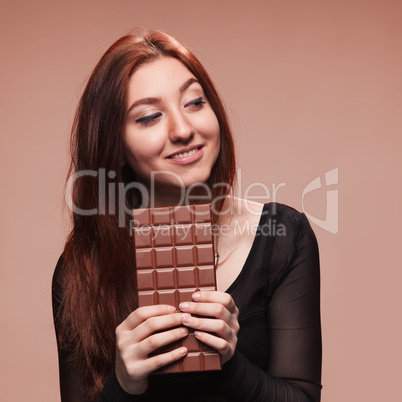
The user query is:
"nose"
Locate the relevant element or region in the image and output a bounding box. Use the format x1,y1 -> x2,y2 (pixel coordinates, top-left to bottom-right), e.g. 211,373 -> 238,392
168,110 -> 194,143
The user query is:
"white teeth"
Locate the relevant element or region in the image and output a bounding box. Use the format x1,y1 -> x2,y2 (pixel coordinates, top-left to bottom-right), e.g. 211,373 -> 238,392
171,148 -> 198,159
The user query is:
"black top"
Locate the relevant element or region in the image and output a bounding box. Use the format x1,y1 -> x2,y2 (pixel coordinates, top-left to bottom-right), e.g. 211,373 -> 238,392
52,203 -> 322,401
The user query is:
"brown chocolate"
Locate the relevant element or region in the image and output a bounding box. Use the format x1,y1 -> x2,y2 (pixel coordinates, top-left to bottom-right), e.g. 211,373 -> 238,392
132,204 -> 221,373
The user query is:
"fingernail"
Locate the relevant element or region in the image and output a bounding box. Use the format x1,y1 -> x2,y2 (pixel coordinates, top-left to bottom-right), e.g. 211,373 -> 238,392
167,306 -> 176,312
180,303 -> 188,310
179,347 -> 187,354
192,293 -> 200,300
180,327 -> 188,335
194,331 -> 201,338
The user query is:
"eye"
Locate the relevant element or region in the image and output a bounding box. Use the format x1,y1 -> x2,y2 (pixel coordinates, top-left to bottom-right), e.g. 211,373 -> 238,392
135,112 -> 162,126
185,97 -> 206,110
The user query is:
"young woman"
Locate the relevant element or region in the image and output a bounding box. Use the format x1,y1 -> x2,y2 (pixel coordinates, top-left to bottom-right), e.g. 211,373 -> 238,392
52,29 -> 322,401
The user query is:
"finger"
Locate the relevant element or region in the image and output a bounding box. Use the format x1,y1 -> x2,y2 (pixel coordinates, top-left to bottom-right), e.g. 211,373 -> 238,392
118,305 -> 176,331
193,330 -> 229,355
139,327 -> 188,355
141,346 -> 188,375
181,315 -> 232,340
191,291 -> 238,315
179,301 -> 231,322
125,345 -> 188,380
131,313 -> 186,343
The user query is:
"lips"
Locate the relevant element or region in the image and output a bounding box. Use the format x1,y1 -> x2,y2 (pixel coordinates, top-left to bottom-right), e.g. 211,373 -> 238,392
166,145 -> 203,159
166,145 -> 204,165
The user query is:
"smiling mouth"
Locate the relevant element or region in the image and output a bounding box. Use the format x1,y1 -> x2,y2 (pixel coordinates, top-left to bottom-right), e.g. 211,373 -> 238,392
167,146 -> 203,159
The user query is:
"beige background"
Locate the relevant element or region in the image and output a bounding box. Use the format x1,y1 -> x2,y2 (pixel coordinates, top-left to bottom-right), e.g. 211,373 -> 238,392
1,0 -> 401,400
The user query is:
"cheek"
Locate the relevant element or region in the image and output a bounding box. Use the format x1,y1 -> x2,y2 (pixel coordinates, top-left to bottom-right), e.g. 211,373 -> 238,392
209,117 -> 221,149
199,111 -> 220,139
124,130 -> 164,164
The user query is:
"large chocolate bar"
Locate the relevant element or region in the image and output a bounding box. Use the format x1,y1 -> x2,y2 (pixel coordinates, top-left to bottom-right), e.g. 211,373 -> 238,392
132,204 -> 221,373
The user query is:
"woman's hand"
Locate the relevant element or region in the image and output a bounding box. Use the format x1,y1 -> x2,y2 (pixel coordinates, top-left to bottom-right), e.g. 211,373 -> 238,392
179,291 -> 240,364
115,305 -> 189,395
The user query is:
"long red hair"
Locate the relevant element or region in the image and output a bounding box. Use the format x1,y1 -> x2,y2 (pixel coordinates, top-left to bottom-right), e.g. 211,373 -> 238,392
58,29 -> 236,400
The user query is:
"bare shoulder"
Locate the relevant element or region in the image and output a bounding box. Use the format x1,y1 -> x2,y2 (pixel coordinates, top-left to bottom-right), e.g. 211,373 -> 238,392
216,197 -> 265,251
226,197 -> 265,226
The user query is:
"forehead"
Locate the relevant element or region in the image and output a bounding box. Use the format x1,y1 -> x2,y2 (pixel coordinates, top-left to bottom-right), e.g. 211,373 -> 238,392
127,57 -> 197,99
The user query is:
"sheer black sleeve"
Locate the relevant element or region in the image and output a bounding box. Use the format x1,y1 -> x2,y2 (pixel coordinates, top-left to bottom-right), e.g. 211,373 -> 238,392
52,256 -> 148,402
216,210 -> 322,401
52,255 -> 87,401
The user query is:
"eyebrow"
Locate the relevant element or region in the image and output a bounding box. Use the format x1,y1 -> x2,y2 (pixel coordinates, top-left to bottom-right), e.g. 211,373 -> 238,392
179,77 -> 199,94
127,77 -> 200,114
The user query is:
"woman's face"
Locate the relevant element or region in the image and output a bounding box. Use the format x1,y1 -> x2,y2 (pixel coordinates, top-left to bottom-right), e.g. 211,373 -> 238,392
123,57 -> 221,199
